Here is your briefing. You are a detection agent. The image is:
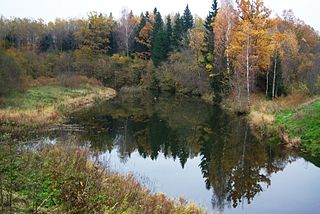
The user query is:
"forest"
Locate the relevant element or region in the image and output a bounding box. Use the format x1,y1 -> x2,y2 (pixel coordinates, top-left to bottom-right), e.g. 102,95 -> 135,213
1,0 -> 320,213
0,0 -> 319,108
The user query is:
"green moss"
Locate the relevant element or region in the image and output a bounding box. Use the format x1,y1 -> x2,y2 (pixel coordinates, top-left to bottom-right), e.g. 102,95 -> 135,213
275,100 -> 320,157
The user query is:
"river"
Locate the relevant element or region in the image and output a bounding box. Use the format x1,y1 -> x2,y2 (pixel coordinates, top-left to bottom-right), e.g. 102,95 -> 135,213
34,91 -> 320,213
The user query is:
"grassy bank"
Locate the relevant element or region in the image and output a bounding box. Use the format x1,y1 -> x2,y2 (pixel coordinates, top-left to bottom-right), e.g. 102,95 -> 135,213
247,94 -> 320,160
275,99 -> 320,156
0,76 -> 116,132
0,140 -> 202,213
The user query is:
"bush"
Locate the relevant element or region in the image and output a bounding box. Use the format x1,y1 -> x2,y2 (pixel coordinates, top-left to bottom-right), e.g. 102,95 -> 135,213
0,49 -> 22,96
157,50 -> 210,95
287,81 -> 309,95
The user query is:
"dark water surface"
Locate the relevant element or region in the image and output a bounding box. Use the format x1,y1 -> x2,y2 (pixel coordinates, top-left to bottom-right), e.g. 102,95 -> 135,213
38,92 -> 320,213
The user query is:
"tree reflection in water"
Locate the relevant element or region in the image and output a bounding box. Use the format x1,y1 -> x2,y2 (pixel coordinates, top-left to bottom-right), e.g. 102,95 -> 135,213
65,91 -> 295,211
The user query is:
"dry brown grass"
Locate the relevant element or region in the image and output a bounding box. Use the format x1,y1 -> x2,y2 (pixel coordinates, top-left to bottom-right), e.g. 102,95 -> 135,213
28,75 -> 103,88
248,93 -> 310,138
0,143 -> 204,213
0,86 -> 116,129
250,93 -> 308,115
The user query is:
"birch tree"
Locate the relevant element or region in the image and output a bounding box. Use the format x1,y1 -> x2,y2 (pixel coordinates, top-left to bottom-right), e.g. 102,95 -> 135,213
228,0 -> 274,110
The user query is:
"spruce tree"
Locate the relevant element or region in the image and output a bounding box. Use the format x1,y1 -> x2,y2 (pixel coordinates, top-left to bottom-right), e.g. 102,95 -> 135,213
153,11 -> 163,36
151,10 -> 170,66
182,4 -> 194,33
152,29 -> 169,67
203,0 -> 219,58
132,13 -> 147,55
166,15 -> 173,50
172,13 -> 183,50
39,34 -> 54,52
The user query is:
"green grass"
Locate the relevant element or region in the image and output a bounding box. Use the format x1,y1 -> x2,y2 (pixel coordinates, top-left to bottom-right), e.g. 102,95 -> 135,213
275,99 -> 320,156
0,84 -> 115,130
3,85 -> 92,110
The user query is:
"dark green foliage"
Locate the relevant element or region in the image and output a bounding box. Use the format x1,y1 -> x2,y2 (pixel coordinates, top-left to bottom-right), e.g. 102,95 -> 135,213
61,32 -> 78,51
132,13 -> 147,55
165,16 -> 173,51
151,11 -> 170,67
150,73 -> 160,91
204,1 -> 221,103
152,29 -> 169,67
182,5 -> 194,33
172,13 -> 184,49
38,34 -> 54,52
153,11 -> 163,37
210,75 -> 223,103
0,49 -> 22,96
203,0 -> 219,60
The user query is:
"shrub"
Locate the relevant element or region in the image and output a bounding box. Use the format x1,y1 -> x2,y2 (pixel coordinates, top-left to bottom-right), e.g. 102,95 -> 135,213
0,49 -> 22,96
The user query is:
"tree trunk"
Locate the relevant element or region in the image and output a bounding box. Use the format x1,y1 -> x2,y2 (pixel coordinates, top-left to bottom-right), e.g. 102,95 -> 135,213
226,20 -> 231,75
272,50 -> 278,99
266,71 -> 269,97
125,23 -> 129,57
246,35 -> 250,105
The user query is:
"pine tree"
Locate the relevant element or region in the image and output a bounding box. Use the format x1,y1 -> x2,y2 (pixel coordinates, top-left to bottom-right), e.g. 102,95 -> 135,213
182,5 -> 194,33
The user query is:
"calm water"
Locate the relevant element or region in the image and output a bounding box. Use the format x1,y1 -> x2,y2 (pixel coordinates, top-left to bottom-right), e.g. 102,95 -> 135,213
38,92 -> 320,213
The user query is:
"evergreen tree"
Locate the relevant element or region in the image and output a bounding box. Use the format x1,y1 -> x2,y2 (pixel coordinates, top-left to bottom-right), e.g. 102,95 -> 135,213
182,4 -> 194,33
203,0 -> 219,59
153,11 -> 163,37
172,13 -> 183,50
166,15 -> 173,50
61,31 -> 78,51
151,10 -> 170,66
153,7 -> 158,16
152,29 -> 169,67
38,34 -> 54,52
145,11 -> 150,22
132,13 -> 147,54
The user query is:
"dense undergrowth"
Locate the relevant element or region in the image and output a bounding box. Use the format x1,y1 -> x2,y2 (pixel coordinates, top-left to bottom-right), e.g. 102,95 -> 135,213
0,138 -> 203,214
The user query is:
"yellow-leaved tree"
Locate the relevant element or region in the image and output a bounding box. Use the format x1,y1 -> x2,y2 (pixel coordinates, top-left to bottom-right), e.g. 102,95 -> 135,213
227,0 -> 275,111
75,12 -> 114,55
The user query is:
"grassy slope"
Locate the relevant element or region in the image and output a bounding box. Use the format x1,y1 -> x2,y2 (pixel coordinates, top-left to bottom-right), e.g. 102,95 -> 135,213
0,84 -> 116,130
275,99 -> 320,157
247,94 -> 320,166
0,142 -> 203,214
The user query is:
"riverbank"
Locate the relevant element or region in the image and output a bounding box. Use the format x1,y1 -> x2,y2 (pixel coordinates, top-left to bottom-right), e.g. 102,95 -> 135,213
0,76 -> 116,133
0,80 -> 204,213
0,140 -> 203,213
247,94 -> 320,160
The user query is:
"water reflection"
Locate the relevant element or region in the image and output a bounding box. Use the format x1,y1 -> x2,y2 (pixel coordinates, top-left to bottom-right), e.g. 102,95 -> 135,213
60,91 -> 298,212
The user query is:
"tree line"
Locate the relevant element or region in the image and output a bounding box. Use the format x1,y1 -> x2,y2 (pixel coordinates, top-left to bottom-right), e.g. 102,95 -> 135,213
0,0 -> 319,110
